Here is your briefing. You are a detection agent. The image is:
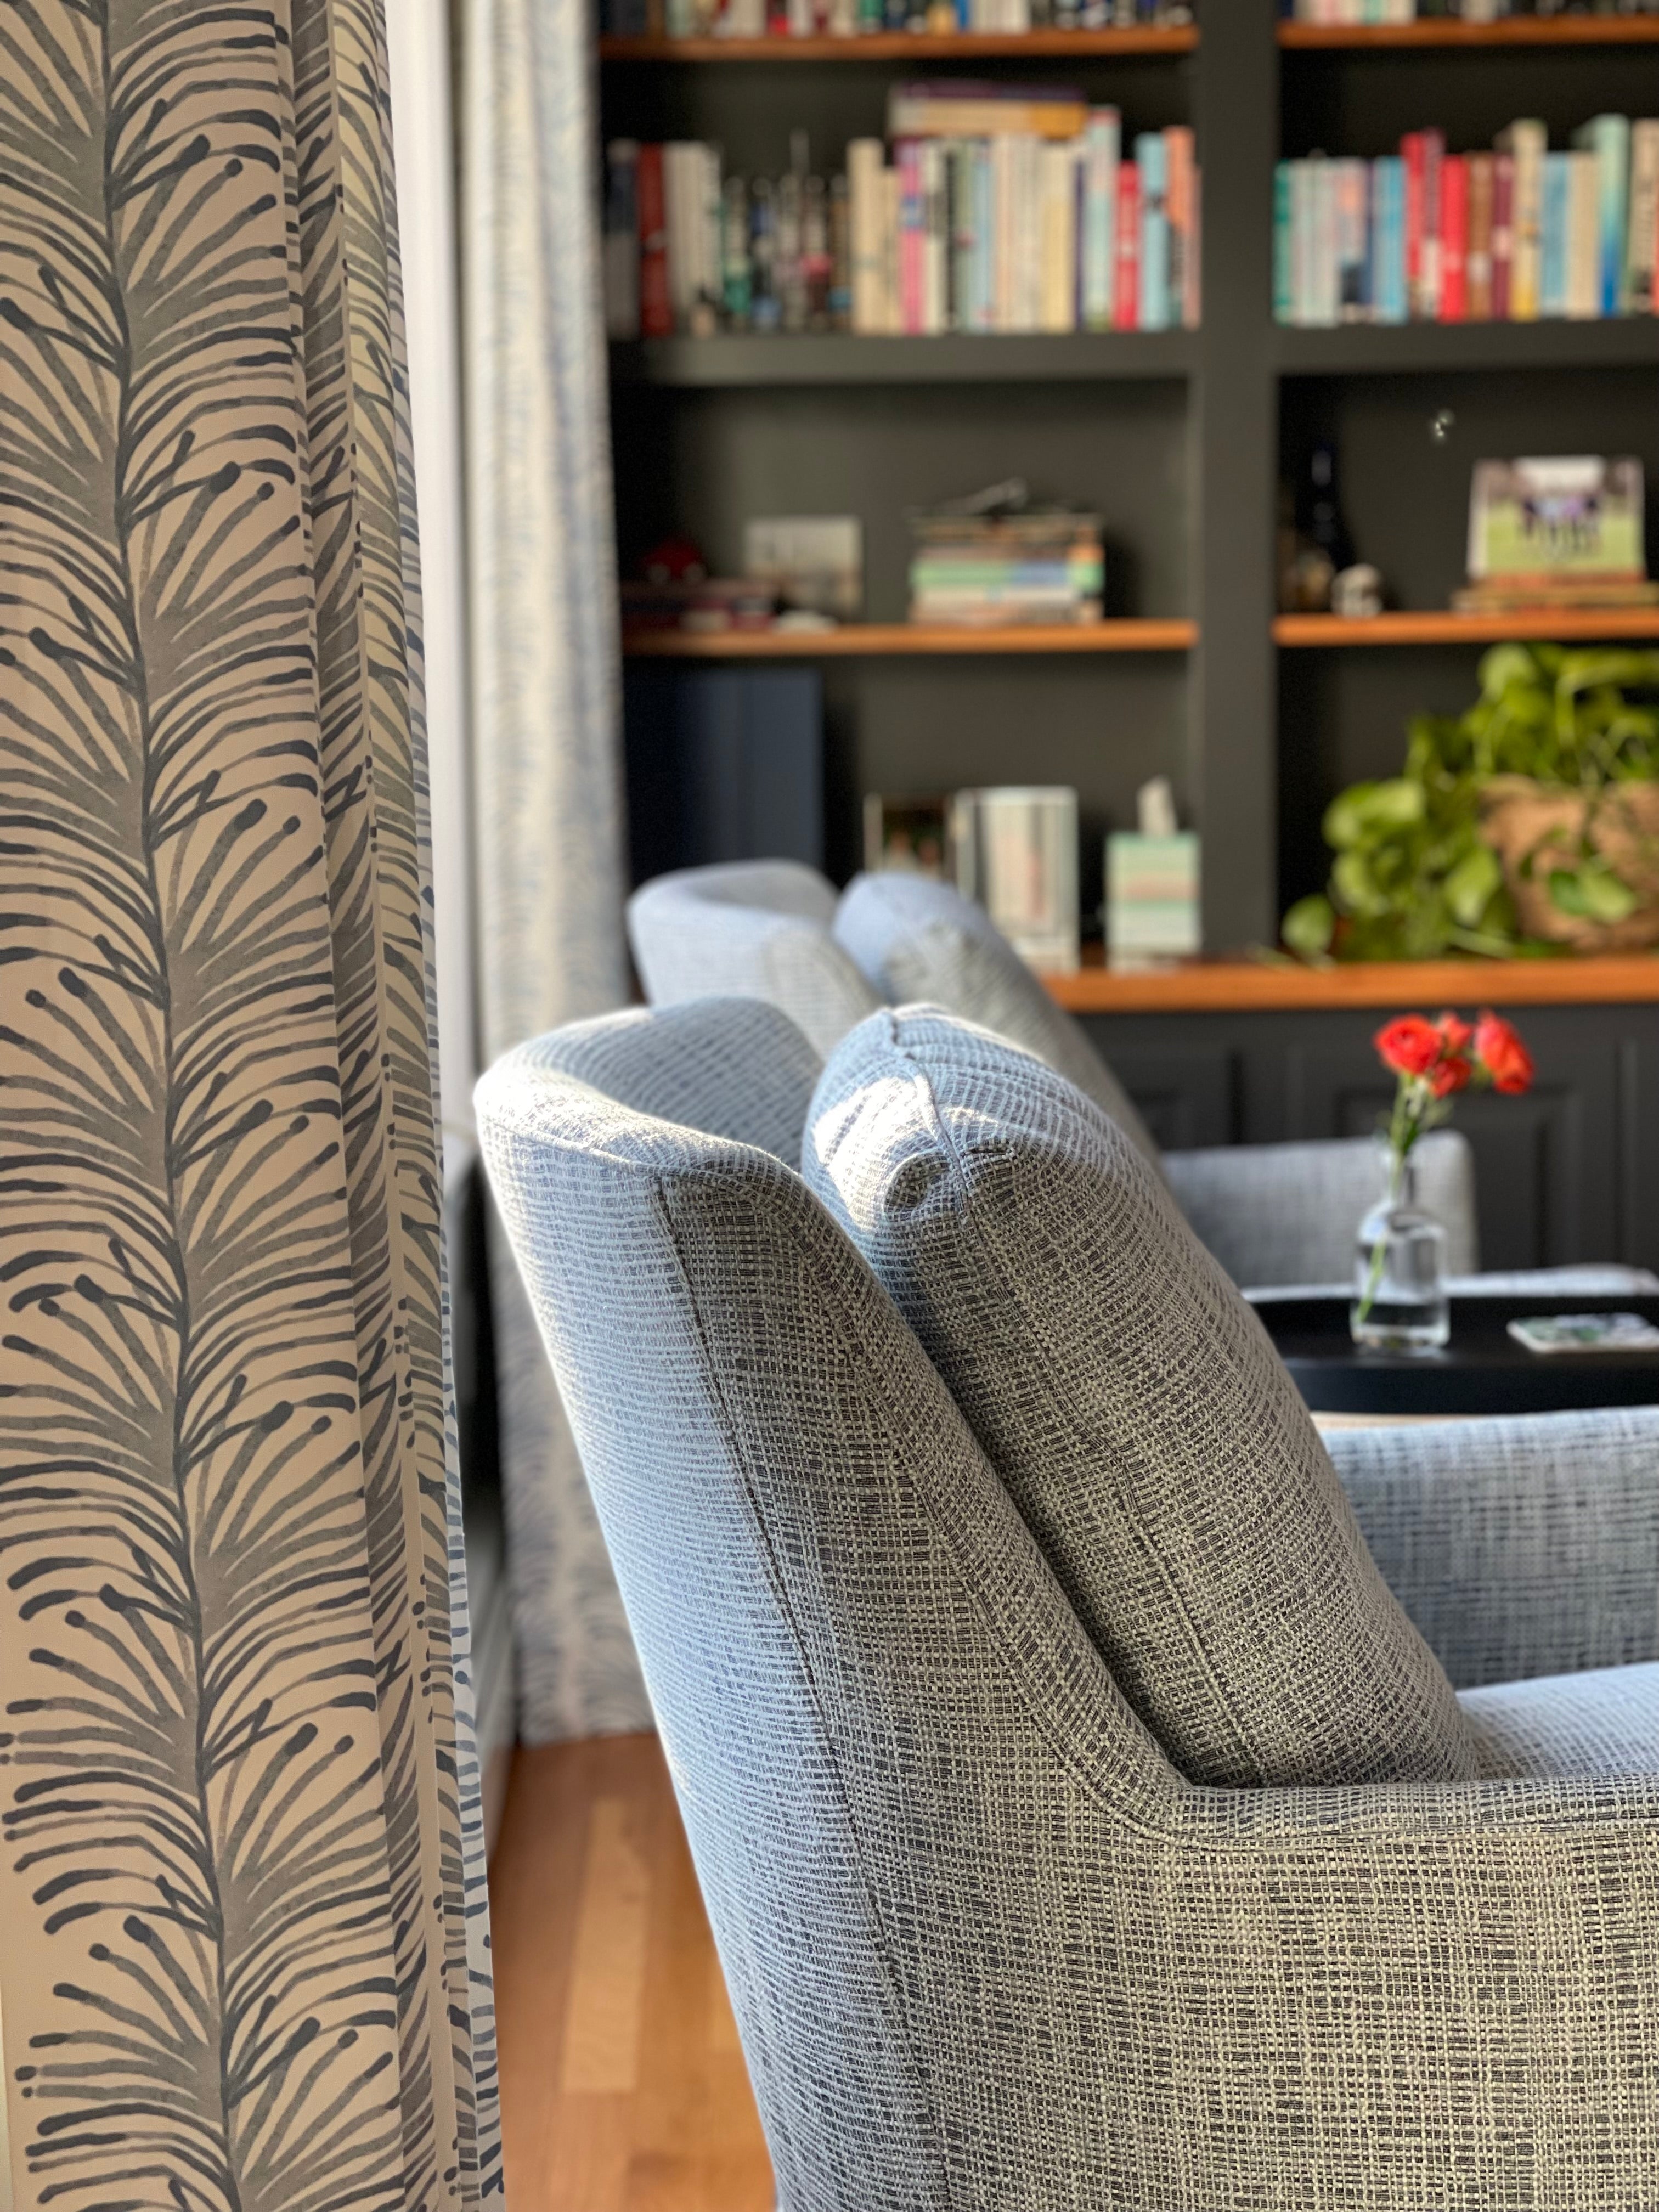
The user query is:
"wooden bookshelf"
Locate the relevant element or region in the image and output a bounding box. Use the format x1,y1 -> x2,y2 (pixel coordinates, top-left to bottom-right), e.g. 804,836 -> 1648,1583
1276,610 -> 1659,647
600,26 -> 1197,58
610,331 -> 1198,384
1279,16 -> 1659,48
1046,952 -> 1659,1016
623,618 -> 1196,656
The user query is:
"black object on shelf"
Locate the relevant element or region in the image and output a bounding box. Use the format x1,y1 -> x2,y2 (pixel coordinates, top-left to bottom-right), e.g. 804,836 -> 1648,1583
623,665 -> 825,883
1258,1294 -> 1659,1416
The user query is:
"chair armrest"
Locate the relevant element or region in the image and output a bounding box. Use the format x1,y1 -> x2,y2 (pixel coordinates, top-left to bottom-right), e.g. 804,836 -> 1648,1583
1327,1407 -> 1659,1689
1163,1130 -> 1479,1290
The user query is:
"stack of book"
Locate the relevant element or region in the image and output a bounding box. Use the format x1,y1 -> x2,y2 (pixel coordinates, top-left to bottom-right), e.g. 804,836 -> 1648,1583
1283,2 -> 1659,19
604,104 -> 1201,338
1276,116 -> 1659,326
909,506 -> 1105,624
606,0 -> 1192,35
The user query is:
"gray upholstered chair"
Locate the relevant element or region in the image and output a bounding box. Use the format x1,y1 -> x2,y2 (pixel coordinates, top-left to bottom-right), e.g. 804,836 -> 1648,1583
626,860 -> 879,1060
479,1011 -> 1659,2209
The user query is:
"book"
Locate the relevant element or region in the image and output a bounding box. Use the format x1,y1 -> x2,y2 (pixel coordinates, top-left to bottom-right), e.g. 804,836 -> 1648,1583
1626,119 -> 1659,314
1136,131 -> 1169,330
1498,119 -> 1546,319
1107,832 -> 1201,969
848,139 -> 885,333
604,141 -> 642,341
1403,132 -> 1426,319
1039,139 -> 1079,332
1113,158 -> 1141,331
1491,150 -> 1515,320
1539,151 -> 1570,318
1082,110 -> 1120,331
1335,158 -> 1369,321
1283,161 -> 1309,323
637,142 -> 673,338
1166,127 -> 1195,334
897,141 -> 924,334
1571,113 -> 1630,318
1567,148 -> 1600,320
1438,152 -> 1467,320
1419,128 -> 1445,317
886,82 -> 1089,143
950,787 -> 1081,973
1466,151 -> 1494,321
1372,156 -> 1407,323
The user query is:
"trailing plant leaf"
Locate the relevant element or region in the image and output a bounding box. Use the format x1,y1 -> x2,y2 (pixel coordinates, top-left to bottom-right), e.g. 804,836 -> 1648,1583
1283,643 -> 1659,960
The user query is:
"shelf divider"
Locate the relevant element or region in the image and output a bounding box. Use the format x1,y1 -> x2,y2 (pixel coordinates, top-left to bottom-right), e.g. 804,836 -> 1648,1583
623,619 -> 1197,658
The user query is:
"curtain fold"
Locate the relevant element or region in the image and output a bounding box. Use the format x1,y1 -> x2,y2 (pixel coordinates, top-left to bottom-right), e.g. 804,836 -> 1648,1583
0,2 -> 501,2202
462,0 -> 648,1740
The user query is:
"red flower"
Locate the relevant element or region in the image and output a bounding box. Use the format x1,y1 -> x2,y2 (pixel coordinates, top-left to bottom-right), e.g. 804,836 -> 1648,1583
1428,1054 -> 1472,1099
1435,1012 -> 1472,1053
1475,1011 -> 1534,1096
1375,1015 -> 1443,1079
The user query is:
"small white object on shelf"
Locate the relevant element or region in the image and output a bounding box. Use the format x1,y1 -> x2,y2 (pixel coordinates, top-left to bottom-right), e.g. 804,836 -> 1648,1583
951,786 -> 1081,973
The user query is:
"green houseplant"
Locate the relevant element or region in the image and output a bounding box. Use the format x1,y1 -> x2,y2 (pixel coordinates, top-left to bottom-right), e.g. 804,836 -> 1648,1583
1283,644 -> 1659,962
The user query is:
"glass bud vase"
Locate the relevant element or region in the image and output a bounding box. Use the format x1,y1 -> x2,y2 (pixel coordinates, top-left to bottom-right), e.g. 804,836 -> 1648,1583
1351,1150 -> 1449,1353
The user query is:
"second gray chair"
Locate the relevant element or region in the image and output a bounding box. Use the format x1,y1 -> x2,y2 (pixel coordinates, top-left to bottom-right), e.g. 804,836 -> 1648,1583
626,860 -> 879,1060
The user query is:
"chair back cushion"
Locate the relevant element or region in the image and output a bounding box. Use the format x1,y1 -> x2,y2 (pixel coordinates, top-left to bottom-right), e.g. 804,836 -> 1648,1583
834,870 -> 1161,1166
629,861 -> 881,1058
804,1007 -> 1481,1789
511,998 -> 821,1167
476,1038 -> 1175,2209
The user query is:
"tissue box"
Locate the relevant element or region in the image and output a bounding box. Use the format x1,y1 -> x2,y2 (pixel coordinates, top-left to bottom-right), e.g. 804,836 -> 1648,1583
1107,832 -> 1200,970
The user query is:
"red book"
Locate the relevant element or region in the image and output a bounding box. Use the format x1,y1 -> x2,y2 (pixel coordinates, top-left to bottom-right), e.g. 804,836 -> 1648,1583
1491,151 -> 1515,321
1438,154 -> 1468,323
1113,161 -> 1141,332
1419,128 -> 1444,319
637,143 -> 672,338
1402,132 -> 1425,321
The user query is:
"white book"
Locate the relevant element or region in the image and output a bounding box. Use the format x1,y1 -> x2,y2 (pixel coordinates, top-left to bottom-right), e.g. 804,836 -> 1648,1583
992,135 -> 1016,334
1016,135 -> 1043,332
1566,148 -> 1599,320
848,140 -> 886,335
1081,110 -> 1119,332
1039,140 -> 1079,332
1290,160 -> 1314,328
881,167 -> 902,335
1626,119 -> 1659,313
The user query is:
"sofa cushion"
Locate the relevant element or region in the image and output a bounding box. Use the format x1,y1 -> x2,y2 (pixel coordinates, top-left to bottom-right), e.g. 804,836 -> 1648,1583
1462,1661 -> 1659,1779
834,870 -> 1162,1169
804,1006 -> 1481,1790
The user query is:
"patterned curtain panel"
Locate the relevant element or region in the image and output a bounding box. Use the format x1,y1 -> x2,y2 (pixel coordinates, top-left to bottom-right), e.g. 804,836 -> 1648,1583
0,4 -> 503,2205
461,0 -> 649,1740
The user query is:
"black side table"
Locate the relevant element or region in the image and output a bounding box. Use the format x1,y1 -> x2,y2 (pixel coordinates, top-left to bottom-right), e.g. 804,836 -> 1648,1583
1256,1295 -> 1659,1418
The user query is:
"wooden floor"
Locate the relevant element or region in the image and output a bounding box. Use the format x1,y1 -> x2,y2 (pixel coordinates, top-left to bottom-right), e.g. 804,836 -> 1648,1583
491,1733 -> 775,2212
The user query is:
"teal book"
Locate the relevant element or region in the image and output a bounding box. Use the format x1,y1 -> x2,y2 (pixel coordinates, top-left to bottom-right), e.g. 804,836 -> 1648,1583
1372,157 -> 1407,325
1541,153 -> 1570,319
1082,110 -> 1119,331
1273,162 -> 1294,324
1136,131 -> 1170,331
1571,114 -> 1630,318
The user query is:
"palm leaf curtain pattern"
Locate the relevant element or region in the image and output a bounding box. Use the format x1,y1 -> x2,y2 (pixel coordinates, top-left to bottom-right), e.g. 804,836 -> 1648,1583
0,4 -> 502,2208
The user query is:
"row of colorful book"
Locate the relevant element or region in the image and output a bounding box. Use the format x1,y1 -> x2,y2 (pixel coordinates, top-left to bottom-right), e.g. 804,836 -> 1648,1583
1275,117 -> 1659,326
1282,2 -> 1659,19
851,108 -> 1198,335
603,98 -> 1201,338
606,0 -> 1190,34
